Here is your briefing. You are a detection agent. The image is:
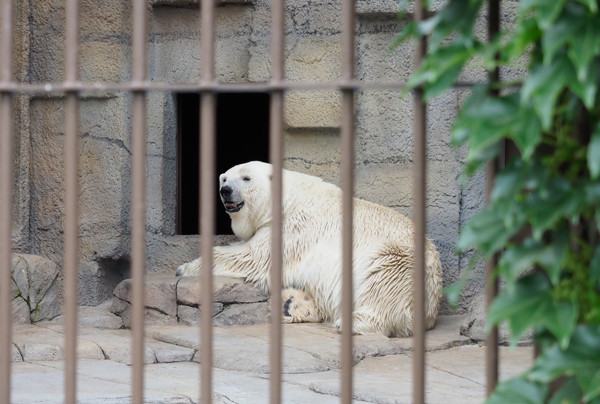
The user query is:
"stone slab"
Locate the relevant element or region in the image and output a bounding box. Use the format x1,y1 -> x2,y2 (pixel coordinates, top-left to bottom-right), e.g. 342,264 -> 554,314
287,345 -> 534,404
49,301 -> 124,329
9,315 -> 533,403
13,325 -> 105,362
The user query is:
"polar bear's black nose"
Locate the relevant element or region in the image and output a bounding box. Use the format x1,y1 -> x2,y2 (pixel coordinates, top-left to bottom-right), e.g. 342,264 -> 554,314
220,185 -> 233,198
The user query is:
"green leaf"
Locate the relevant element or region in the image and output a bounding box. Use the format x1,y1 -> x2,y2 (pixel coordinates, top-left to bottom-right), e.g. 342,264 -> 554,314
521,59 -> 569,130
591,247 -> 600,283
575,0 -> 598,12
504,16 -> 541,60
541,11 -> 579,65
408,43 -> 473,99
456,205 -> 522,256
587,182 -> 600,203
566,8 -> 600,83
548,377 -> 582,404
512,105 -> 542,160
588,124 -> 600,180
427,0 -> 483,52
529,325 -> 600,402
491,160 -> 528,202
523,178 -> 585,239
582,370 -> 600,402
453,89 -> 521,154
498,232 -> 568,287
544,302 -> 578,349
520,0 -> 568,30
566,57 -> 598,109
486,378 -> 548,404
487,272 -> 552,341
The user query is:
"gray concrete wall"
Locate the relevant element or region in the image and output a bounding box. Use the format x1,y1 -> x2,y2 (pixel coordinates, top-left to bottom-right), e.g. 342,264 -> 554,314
9,0 -> 499,311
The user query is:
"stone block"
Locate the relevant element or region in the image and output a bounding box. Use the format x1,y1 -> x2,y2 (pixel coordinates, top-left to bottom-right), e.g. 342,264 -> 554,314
80,41 -> 125,83
286,37 -> 341,82
78,329 -> 157,365
213,302 -> 270,326
178,303 -> 224,325
146,234 -> 201,274
113,274 -> 178,316
12,298 -> 31,325
110,297 -> 132,328
11,344 -> 22,362
177,275 -> 268,306
11,254 -> 61,324
284,91 -> 341,129
50,302 -> 124,329
147,341 -> 195,363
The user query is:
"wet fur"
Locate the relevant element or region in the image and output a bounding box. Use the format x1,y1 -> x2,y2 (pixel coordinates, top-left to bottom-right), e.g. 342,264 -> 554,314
177,161 -> 443,337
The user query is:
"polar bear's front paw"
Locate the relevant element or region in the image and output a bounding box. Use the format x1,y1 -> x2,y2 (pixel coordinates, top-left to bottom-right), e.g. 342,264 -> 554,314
281,288 -> 320,323
175,259 -> 201,277
335,318 -> 360,334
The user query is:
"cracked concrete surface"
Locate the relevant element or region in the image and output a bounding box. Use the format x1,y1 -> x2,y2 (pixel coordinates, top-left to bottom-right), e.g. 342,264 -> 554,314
10,314 -> 533,403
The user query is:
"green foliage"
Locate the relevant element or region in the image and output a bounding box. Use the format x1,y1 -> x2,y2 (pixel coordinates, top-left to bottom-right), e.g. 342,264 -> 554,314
396,0 -> 600,402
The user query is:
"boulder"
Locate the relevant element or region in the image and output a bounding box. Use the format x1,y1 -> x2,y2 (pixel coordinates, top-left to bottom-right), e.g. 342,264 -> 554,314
11,254 -> 62,324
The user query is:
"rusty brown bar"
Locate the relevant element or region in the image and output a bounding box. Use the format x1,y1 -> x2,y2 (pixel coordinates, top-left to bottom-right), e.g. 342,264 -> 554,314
0,0 -> 14,402
486,0 -> 500,397
340,0 -> 355,403
0,80 -> 501,95
412,0 -> 427,402
269,0 -> 284,403
131,0 -> 148,402
200,0 -> 216,403
63,0 -> 80,402
0,95 -> 13,404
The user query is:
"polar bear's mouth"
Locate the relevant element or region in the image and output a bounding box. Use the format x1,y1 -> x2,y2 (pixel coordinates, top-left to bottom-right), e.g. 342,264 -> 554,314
224,201 -> 244,213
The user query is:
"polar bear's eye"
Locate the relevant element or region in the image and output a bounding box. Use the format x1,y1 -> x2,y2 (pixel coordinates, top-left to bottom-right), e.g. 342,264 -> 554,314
221,176 -> 227,183
243,176 -> 251,182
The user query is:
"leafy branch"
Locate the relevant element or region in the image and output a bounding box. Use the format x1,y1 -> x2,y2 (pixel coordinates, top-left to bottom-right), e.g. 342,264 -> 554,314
397,0 -> 600,402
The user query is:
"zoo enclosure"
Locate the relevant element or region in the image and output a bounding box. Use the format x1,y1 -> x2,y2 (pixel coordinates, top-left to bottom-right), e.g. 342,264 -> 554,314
0,0 -> 501,403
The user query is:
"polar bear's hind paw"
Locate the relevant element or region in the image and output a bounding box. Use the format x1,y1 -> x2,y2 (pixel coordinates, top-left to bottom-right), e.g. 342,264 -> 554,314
281,288 -> 320,323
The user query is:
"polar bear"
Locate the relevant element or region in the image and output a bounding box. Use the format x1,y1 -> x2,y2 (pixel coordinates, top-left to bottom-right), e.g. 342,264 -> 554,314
176,161 -> 442,337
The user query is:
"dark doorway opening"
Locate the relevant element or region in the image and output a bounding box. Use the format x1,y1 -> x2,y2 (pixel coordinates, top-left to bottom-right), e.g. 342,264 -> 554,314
177,92 -> 270,235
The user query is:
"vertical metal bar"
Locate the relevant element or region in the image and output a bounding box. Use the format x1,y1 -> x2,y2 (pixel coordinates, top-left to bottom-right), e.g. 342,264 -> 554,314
63,0 -> 80,402
0,0 -> 14,402
131,0 -> 148,402
269,0 -> 284,403
486,0 -> 500,397
200,1 -> 216,403
412,0 -> 427,402
340,0 -> 355,403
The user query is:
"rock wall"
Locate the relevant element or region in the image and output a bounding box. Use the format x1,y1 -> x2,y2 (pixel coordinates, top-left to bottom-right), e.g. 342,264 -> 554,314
7,0 -> 519,310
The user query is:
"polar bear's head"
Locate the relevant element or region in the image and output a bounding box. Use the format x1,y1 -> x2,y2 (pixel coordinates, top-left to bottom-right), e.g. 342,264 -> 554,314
219,161 -> 272,240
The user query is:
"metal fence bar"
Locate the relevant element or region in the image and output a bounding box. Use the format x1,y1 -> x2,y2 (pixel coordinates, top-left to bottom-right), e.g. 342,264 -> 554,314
63,0 -> 80,402
0,0 -> 14,402
269,0 -> 285,403
0,2 -> 505,403
486,0 -> 500,396
0,80 -> 504,94
131,0 -> 148,402
200,0 -> 216,403
340,0 -> 355,403
412,0 -> 427,402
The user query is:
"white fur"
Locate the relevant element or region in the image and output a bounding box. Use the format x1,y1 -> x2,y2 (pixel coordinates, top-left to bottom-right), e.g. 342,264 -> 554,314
177,161 -> 443,337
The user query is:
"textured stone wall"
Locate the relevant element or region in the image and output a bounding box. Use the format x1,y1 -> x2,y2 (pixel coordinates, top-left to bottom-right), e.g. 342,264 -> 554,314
7,0 -> 513,311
